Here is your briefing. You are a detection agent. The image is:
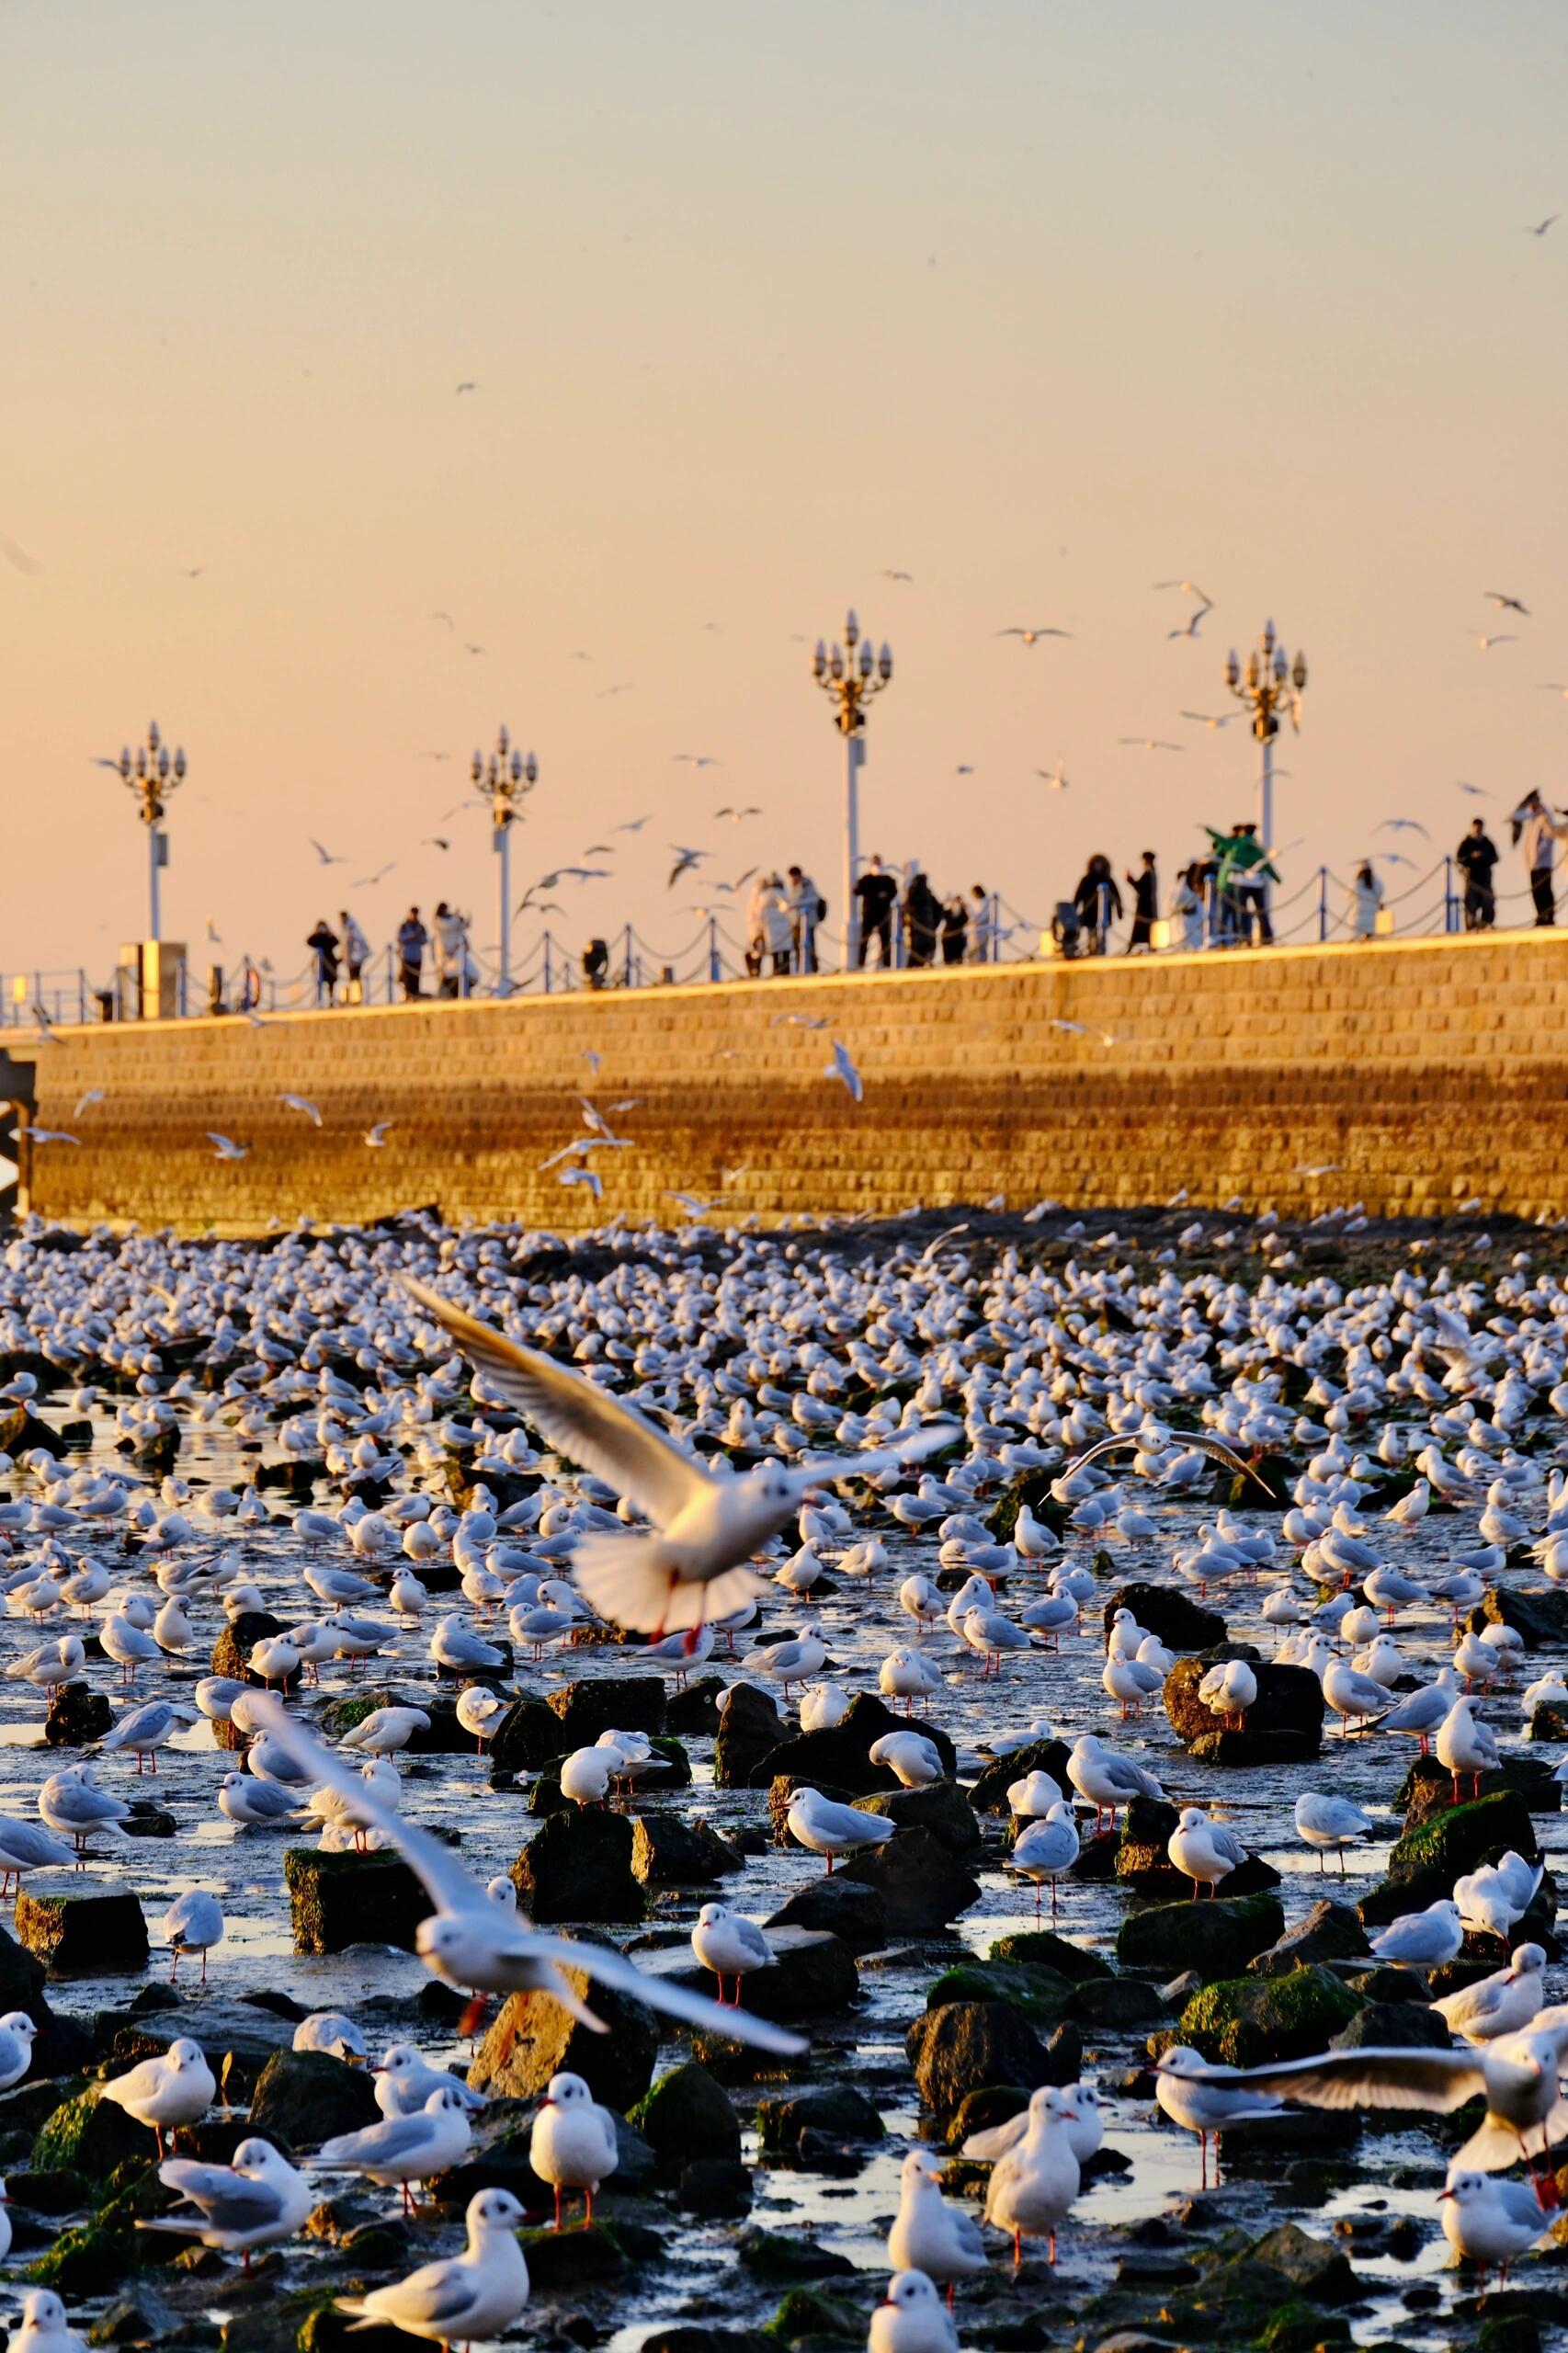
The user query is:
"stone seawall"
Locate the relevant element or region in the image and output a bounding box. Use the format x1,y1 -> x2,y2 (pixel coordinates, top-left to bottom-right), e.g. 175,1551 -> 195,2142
8,931 -> 1567,1233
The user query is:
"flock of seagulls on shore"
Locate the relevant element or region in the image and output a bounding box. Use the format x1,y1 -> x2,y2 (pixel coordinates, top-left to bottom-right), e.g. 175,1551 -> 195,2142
0,1200 -> 1566,2347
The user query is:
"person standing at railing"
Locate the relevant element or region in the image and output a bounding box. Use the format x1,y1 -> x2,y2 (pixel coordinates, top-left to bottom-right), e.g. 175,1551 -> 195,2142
1221,822 -> 1279,945
744,874 -> 794,976
854,855 -> 898,968
967,885 -> 993,963
1456,818 -> 1499,931
396,908 -> 427,1000
940,892 -> 968,963
903,871 -> 942,967
1171,861 -> 1207,950
1508,790 -> 1568,927
1349,860 -> 1384,939
305,918 -> 339,1006
432,902 -> 470,998
337,908 -> 369,1003
1072,855 -> 1121,956
785,866 -> 823,973
1125,852 -> 1158,952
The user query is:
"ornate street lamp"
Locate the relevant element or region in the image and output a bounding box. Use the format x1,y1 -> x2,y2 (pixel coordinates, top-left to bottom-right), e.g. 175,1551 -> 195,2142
1223,621 -> 1307,926
114,722 -> 187,941
471,725 -> 538,995
811,611 -> 893,964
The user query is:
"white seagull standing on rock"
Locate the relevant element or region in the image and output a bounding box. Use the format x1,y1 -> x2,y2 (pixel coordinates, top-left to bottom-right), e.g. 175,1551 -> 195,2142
335,2187 -> 530,2346
786,1786 -> 897,1874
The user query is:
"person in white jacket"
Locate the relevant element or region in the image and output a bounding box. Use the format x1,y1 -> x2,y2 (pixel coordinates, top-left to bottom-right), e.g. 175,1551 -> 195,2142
337,909 -> 369,1000
1349,861 -> 1384,939
1509,790 -> 1568,926
745,875 -> 794,975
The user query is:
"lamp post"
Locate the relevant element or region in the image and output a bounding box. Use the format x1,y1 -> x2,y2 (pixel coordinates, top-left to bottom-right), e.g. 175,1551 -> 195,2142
114,722 -> 187,941
812,610 -> 893,966
472,725 -> 537,995
1223,621 -> 1307,930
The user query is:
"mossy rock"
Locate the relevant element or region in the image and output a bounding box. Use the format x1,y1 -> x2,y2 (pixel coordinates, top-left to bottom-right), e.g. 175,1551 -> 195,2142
16,1879 -> 148,1978
924,1961 -> 1074,2028
28,2216 -> 136,2295
32,2085 -> 149,2175
765,2286 -> 864,2345
283,1847 -> 431,1955
986,1929 -> 1111,1984
512,1807 -> 644,1925
1363,1790 -> 1539,1924
1117,1892 -> 1284,1982
631,2061 -> 741,2165
1178,1965 -> 1364,2068
1256,2304 -> 1353,2352
517,2218 -> 632,2289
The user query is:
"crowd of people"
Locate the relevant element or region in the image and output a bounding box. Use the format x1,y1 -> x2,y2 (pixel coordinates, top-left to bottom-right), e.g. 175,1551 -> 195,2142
738,859 -> 997,975
304,904 -> 477,1006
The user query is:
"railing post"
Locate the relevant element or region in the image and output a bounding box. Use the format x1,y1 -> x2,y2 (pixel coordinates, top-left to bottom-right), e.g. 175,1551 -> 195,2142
1445,855 -> 1457,933
989,892 -> 1001,961
709,915 -> 720,983
621,926 -> 633,988
1318,866 -> 1328,942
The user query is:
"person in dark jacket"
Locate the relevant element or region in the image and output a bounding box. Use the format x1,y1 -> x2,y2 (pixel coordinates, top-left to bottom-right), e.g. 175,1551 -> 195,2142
1125,851 -> 1158,951
854,855 -> 899,967
903,871 -> 942,967
1456,818 -> 1499,931
939,892 -> 969,964
395,909 -> 427,1000
306,918 -> 339,1006
1073,855 -> 1122,956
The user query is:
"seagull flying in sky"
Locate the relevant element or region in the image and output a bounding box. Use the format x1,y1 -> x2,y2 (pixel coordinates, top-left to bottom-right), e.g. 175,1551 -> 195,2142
310,840 -> 347,866
824,1041 -> 863,1103
207,1134 -> 249,1162
1485,592 -> 1530,614
1034,763 -> 1070,790
996,626 -> 1071,644
278,1095 -> 322,1127
1526,215 -> 1559,236
1119,737 -> 1184,753
1377,818 -> 1430,837
1471,632 -> 1517,651
668,845 -> 707,888
1180,711 -> 1237,731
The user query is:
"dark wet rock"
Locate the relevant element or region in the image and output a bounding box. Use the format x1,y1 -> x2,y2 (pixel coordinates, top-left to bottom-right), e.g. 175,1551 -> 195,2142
248,2049 -> 380,2149
469,1972 -> 659,2109
16,1878 -> 147,1978
765,2287 -> 864,2347
42,1681 -> 112,1747
678,2155 -> 753,2216
765,1878 -> 888,1953
32,2086 -> 149,2176
1249,2219 -> 1360,2303
513,1808 -> 644,1924
1178,1965 -> 1364,2066
631,2062 -> 741,2165
688,1932 -> 859,2023
284,1847 -> 430,1955
925,1960 -> 1074,2028
756,2085 -> 883,2160
1105,1583 -> 1226,1653
1116,1795 -> 1280,1897
753,1694 -> 956,1796
967,1737 -> 1072,1815
1331,2001 -> 1451,2052
210,1608 -> 301,1693
905,2000 -> 1058,2120
517,2219 -> 631,2289
1398,1754 -> 1558,1826
737,2225 -> 857,2282
1043,2020 -> 1083,2083
0,1924 -> 48,2020
487,1695 -> 565,1773
1070,1976 -> 1168,2028
0,1404 -> 70,1459
1118,1891 -> 1284,1980
985,1471 -> 1067,1545
665,1675 -> 728,1736
1249,1898 -> 1370,1978
846,1825 -> 980,1932
987,1928 -> 1111,1983
1473,1585 -> 1568,1650
27,2213 -> 137,2297
854,1780 -> 981,1854
547,1675 -> 666,1745
1164,1656 -> 1323,1761
943,2086 -> 1028,2148
1360,1789 -> 1539,1925
1348,1964 -> 1432,2004
630,1813 -> 742,1886
712,1684 -> 787,1789
1528,1703 -> 1568,1743
1071,1826 -> 1120,1881
643,2333 -> 774,2353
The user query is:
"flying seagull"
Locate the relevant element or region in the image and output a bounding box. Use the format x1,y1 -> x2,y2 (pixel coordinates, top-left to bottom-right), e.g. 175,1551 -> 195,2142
996,627 -> 1071,644
1526,215 -> 1559,237
310,840 -> 347,866
278,1095 -> 323,1128
1485,592 -> 1530,614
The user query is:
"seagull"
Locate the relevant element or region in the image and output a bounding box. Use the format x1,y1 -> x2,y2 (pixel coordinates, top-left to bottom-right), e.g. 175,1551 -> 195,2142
1369,1897 -> 1466,1969
1525,215 -> 1559,236
824,1041 -> 864,1103
786,1785 -> 896,1873
1431,1945 -> 1547,2046
0,2014 -> 36,2091
714,806 -> 763,821
140,2138 -> 312,2274
1471,632 -> 1517,651
335,2188 -> 529,2345
528,2071 -> 619,2227
1166,607 -> 1209,640
1439,2167 -> 1554,2278
11,2293 -> 87,2353
455,380 -> 477,392
246,1693 -> 803,2052
668,845 -> 707,887
996,627 -> 1071,645
887,2152 -> 989,2301
316,2086 -> 472,2214
881,569 -> 915,581
72,1089 -> 104,1117
309,839 -> 347,866
1485,592 -> 1531,613
399,1279 -> 951,1634
364,1122 -> 393,1148
871,2273 -> 958,2353
206,1134 -> 249,1162
278,1095 -> 322,1127
1179,711 -> 1237,731
1154,2046 -> 1282,2185
1118,737 -> 1184,753
1377,818 -> 1430,838
1155,579 -> 1213,605
27,1130 -> 78,1146
1033,763 -> 1070,790
691,1903 -> 777,2006
1294,1792 -> 1374,1872
672,753 -> 720,767
102,2039 -> 216,2156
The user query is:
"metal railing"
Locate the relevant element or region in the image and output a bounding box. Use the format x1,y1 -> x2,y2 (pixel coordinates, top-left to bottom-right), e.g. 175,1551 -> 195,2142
0,858 -> 1554,1026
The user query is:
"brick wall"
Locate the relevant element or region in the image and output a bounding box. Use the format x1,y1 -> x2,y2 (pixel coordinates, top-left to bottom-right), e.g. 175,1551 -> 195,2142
11,931 -> 1568,1233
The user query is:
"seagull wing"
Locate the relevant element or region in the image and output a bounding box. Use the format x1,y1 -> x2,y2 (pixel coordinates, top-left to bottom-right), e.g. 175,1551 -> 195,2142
1067,1430 -> 1275,1496
1188,2047 -> 1486,2112
960,2109 -> 1030,2161
402,1278 -> 712,1524
518,1930 -> 803,2055
319,2112 -> 435,2165
156,2165 -> 287,2229
358,2261 -> 483,2332
780,1424 -> 959,1495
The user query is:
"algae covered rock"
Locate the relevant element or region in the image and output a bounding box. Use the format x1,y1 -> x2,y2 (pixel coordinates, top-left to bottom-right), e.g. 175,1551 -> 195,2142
905,2000 -> 1062,2120
32,2086 -> 148,2177
1177,1964 -> 1363,2067
248,2049 -> 379,2149
1117,1891 -> 1284,1981
923,1960 -> 1074,2029
853,1780 -> 981,1855
16,1878 -> 148,1978
986,1929 -> 1112,1983
468,1969 -> 658,2109
845,1825 -> 980,1932
631,2061 -> 741,2165
1360,1789 -> 1538,1926
512,1808 -> 644,1924
1164,1655 -> 1323,1763
546,1674 -> 666,1745
1249,1898 -> 1371,1979
284,1847 -> 430,1955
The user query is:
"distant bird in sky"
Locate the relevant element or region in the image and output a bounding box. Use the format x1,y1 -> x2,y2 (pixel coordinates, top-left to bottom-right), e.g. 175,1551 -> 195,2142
431,612 -> 454,629
204,916 -> 222,943
1538,685 -> 1568,699
28,1129 -> 78,1147
955,764 -> 975,775
179,565 -> 205,579
570,650 -> 593,662
881,569 -> 914,582
425,751 -> 452,762
455,380 -> 477,392
1154,578 -> 1212,606
1381,851 -> 1416,869
73,1089 -> 104,1118
1119,737 -> 1184,753
89,756 -> 123,772
1471,631 -> 1517,651
1034,763 -> 1070,790
668,845 -> 707,888
0,531 -> 42,575
1526,214 -> 1559,236
354,863 -> 397,887
1457,780 -> 1491,795
310,840 -> 347,866
824,1040 -> 864,1102
1378,818 -> 1430,837
278,1095 -> 322,1128
582,843 -> 615,856
770,1012 -> 829,1029
597,682 -> 634,698
559,1165 -> 604,1201
365,1122 -> 393,1148
714,806 -> 762,822
1180,710 -> 1236,730
1485,591 -> 1530,614
615,816 -> 651,832
674,753 -> 719,767
1166,607 -> 1209,640
463,642 -> 485,656
207,1133 -> 249,1161
424,837 -> 449,852
996,626 -> 1071,644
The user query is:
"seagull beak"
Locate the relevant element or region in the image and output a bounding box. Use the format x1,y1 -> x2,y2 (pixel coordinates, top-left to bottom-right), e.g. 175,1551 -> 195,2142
1437,2188 -> 1455,2200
